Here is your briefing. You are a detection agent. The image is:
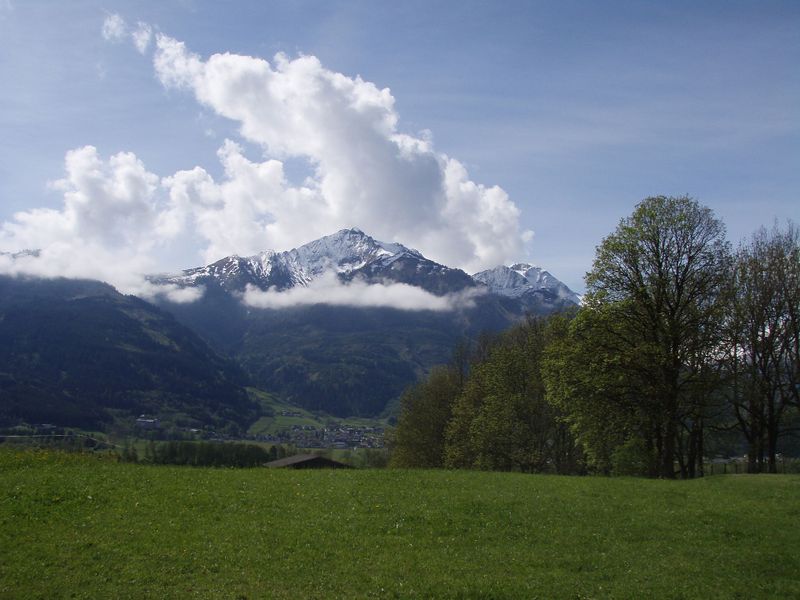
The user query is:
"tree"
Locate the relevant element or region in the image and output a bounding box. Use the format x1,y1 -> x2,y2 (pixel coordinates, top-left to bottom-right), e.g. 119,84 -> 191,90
389,365 -> 461,468
445,316 -> 582,473
724,221 -> 800,472
543,303 -> 653,474
565,196 -> 730,478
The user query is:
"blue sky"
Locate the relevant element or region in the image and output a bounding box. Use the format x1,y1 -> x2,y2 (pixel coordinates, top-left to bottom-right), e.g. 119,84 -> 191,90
1,0 -> 798,294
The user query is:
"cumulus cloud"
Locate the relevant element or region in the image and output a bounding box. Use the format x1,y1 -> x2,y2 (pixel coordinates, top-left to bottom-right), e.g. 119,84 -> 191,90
242,271 -> 483,311
160,139 -> 326,264
0,24 -> 534,310
150,32 -> 532,273
0,146 -> 192,301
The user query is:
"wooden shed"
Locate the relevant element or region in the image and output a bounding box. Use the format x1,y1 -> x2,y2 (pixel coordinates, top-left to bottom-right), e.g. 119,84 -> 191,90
265,453 -> 351,469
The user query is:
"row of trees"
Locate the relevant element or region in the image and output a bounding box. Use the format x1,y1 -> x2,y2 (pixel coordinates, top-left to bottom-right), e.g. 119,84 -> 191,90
389,319 -> 582,473
120,440 -> 291,467
725,225 -> 800,473
391,196 -> 799,477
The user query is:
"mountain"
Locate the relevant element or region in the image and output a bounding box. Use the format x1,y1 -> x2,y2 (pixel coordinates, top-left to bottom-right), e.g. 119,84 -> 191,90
0,276 -> 258,433
0,231 -> 579,426
153,229 -> 579,417
158,228 -> 577,312
159,228 -> 477,295
473,263 -> 582,308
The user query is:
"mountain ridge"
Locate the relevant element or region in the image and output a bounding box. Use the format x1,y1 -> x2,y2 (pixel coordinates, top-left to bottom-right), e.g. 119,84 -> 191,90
157,228 -> 578,305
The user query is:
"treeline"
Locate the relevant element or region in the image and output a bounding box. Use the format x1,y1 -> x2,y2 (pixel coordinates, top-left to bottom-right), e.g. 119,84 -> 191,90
391,196 -> 799,478
390,317 -> 583,473
120,440 -> 292,468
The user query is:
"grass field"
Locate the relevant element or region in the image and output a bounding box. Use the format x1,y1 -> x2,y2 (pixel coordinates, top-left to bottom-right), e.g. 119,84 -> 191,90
1,450 -> 798,599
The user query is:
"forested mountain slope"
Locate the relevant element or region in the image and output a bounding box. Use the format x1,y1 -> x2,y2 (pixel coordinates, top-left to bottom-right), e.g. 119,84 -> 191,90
0,276 -> 257,432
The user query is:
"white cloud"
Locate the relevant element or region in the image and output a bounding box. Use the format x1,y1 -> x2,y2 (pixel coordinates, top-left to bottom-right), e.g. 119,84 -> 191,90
0,26 -> 534,307
101,14 -> 127,42
0,142 -> 323,299
242,271 -> 484,312
132,22 -> 153,54
102,15 -> 153,54
150,33 -> 532,273
160,139 -> 327,264
163,285 -> 205,303
0,146 -> 184,301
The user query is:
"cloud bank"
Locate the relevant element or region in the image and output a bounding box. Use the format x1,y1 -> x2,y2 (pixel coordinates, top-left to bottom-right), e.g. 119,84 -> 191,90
0,145 -> 197,302
242,272 -> 483,312
0,15 -> 532,311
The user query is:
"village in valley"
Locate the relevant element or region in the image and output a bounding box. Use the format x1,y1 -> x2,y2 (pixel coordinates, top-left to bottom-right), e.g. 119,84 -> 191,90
132,409 -> 387,450
254,414 -> 386,450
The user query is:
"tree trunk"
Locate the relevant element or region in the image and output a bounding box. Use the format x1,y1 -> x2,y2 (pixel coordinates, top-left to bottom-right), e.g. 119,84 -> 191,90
647,426 -> 660,478
766,389 -> 779,474
697,419 -> 705,477
767,424 -> 778,474
661,419 -> 677,479
748,437 -> 759,474
686,423 -> 698,479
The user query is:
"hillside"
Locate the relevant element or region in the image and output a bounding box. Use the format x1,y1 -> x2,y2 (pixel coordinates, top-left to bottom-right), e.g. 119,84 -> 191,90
2,450 -> 798,598
0,276 -> 258,433
159,287 -> 539,417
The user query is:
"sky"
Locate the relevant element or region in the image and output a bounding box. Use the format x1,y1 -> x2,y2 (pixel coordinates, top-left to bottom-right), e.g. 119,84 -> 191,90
0,0 -> 798,298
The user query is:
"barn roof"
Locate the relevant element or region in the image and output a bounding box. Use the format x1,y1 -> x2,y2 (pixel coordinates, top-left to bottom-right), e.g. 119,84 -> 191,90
265,453 -> 351,469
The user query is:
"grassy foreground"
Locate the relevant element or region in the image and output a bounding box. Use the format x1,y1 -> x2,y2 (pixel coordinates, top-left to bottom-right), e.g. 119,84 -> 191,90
1,450 -> 798,599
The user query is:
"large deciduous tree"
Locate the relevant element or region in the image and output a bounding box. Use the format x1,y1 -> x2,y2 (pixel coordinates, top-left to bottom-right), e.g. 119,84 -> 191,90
558,196 -> 730,478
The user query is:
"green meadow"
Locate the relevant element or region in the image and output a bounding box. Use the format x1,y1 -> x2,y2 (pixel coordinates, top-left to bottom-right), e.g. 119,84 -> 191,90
1,450 -> 798,599
245,387 -> 387,437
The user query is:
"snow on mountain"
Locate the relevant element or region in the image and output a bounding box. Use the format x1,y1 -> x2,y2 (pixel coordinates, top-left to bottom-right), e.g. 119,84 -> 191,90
281,228 -> 421,283
159,228 -> 437,293
292,228 -> 411,270
473,263 -> 581,305
158,228 -> 579,306
161,251 -> 276,288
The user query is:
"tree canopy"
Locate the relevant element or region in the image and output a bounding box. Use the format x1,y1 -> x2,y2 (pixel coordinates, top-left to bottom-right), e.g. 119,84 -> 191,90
390,197 -> 799,478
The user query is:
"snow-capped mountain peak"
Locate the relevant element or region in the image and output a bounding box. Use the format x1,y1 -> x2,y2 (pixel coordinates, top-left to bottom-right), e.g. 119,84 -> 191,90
158,228 -> 444,293
473,263 -> 581,305
156,228 -> 579,308
285,228 -> 418,279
